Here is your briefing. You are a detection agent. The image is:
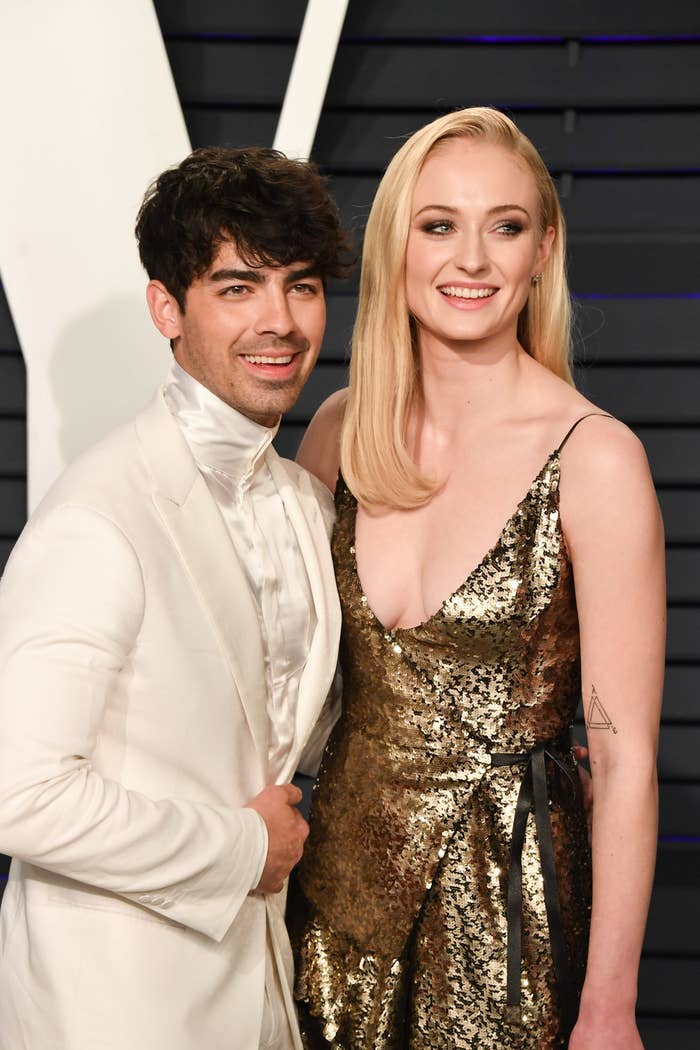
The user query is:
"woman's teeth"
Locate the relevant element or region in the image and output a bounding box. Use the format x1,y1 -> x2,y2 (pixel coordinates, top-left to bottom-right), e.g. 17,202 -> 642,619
243,355 -> 293,365
440,286 -> 496,299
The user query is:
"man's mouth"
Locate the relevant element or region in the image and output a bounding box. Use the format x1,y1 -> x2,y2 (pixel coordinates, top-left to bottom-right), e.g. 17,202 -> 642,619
242,354 -> 295,365
439,286 -> 498,299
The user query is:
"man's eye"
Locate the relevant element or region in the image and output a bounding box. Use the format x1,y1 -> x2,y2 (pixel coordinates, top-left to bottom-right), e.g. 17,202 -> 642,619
223,285 -> 249,296
293,283 -> 318,294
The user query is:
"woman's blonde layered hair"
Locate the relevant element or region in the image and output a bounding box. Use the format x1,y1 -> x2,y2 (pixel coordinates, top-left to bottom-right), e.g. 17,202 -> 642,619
340,107 -> 573,509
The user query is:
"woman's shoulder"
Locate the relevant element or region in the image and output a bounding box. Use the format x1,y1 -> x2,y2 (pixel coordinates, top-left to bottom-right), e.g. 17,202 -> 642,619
554,403 -> 646,481
529,361 -> 642,468
554,401 -> 659,552
295,387 -> 348,495
526,361 -> 653,510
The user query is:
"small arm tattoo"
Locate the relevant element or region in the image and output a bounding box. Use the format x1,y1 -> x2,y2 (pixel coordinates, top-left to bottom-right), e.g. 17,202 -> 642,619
585,684 -> 618,735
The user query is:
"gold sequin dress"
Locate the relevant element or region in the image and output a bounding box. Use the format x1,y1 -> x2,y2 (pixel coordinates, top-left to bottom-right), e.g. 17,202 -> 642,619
291,432 -> 594,1049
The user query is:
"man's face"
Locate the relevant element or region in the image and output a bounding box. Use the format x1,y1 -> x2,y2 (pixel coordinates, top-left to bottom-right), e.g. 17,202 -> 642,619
165,241 -> 326,426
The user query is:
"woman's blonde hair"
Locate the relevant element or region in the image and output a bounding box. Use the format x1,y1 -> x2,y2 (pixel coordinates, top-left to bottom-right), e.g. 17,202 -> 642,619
340,107 -> 573,509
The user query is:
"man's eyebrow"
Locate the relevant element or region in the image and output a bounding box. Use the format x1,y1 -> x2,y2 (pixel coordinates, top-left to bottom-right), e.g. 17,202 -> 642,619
206,266 -> 321,285
286,265 -> 321,283
208,268 -> 264,284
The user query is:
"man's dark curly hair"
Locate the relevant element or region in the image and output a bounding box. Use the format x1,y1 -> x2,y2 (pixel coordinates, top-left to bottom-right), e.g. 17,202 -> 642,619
135,146 -> 353,309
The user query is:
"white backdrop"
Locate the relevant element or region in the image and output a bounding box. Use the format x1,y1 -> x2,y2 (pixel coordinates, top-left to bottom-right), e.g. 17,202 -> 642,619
0,0 -> 190,510
0,0 -> 348,512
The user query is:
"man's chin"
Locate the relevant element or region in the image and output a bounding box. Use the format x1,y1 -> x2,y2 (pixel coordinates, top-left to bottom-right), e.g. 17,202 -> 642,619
237,389 -> 305,426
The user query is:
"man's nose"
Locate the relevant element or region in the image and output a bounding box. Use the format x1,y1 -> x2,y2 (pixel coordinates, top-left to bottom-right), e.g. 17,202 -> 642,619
254,287 -> 296,336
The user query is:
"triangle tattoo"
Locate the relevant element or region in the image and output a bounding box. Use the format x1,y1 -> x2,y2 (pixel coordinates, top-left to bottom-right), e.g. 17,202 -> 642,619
585,684 -> 618,734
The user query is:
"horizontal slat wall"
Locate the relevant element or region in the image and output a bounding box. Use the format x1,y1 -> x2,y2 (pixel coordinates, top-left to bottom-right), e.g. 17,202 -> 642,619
0,0 -> 696,1036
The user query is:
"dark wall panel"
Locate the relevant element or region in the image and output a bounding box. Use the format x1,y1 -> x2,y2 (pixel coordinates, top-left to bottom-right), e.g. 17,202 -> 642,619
314,110 -> 700,173
0,353 -> 26,415
0,420 -> 26,476
321,297 -> 700,366
663,667 -> 700,722
639,957 -> 700,1015
341,1 -> 700,38
0,480 -> 27,537
155,0 -> 306,36
327,42 -> 700,109
638,1021 -> 700,1050
186,108 -> 278,150
0,291 -> 20,352
156,0 -> 700,39
327,172 -> 700,232
659,785 -> 700,837
166,41 -> 295,106
164,39 -> 700,109
645,886 -> 700,954
329,245 -> 699,296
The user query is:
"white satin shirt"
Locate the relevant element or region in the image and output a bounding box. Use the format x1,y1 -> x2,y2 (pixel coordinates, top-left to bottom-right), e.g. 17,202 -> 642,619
165,361 -> 316,1050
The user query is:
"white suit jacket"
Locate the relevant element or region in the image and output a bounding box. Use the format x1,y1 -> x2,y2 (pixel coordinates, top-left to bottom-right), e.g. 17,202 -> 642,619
0,389 -> 341,1050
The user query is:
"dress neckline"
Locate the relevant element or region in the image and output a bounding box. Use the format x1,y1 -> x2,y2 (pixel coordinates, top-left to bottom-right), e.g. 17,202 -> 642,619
344,448 -> 563,636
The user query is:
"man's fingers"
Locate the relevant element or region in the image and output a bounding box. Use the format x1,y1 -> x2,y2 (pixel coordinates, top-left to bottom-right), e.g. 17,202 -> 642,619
282,783 -> 303,805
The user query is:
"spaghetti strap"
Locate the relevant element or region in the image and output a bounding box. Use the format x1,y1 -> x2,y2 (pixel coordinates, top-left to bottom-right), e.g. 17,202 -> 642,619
556,412 -> 613,454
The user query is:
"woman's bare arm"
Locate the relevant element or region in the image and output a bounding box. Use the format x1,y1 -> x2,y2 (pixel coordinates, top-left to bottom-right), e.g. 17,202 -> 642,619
561,417 -> 665,1049
295,387 -> 347,494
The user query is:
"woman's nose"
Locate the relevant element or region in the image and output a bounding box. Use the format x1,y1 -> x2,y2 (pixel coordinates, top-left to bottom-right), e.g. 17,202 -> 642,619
454,231 -> 489,274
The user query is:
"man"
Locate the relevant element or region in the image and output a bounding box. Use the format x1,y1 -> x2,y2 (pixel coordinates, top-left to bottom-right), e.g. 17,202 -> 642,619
0,147 -> 351,1050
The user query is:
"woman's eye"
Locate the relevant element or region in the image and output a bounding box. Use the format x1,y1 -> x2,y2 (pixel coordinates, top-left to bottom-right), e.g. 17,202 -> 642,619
496,221 -> 524,236
423,220 -> 453,235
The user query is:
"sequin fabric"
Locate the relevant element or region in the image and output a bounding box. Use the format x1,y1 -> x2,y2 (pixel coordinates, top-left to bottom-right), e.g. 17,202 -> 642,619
291,451 -> 592,1048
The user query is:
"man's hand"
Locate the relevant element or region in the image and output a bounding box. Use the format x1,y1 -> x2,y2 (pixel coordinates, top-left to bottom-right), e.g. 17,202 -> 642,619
573,743 -> 593,844
246,784 -> 309,894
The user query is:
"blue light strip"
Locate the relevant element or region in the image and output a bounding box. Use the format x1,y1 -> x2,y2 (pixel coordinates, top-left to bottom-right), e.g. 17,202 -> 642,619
163,33 -> 700,46
340,34 -> 700,45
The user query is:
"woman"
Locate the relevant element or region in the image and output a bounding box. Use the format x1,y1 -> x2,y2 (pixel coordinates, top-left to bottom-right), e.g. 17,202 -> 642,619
290,109 -> 664,1049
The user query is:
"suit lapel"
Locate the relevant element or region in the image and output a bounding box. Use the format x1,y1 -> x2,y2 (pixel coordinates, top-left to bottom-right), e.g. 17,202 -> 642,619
136,391 -> 269,765
267,454 -> 341,782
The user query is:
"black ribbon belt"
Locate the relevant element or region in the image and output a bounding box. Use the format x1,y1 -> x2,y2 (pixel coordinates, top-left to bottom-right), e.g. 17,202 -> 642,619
490,743 -> 578,1032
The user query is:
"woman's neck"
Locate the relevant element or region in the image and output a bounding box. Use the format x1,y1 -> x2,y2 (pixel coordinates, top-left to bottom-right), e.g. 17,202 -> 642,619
414,331 -> 526,439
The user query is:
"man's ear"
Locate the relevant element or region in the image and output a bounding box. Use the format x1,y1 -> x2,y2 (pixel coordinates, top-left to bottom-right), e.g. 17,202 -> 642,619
146,280 -> 183,341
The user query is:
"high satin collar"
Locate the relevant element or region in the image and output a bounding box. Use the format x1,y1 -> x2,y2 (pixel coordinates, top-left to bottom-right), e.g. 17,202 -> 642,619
164,360 -> 279,488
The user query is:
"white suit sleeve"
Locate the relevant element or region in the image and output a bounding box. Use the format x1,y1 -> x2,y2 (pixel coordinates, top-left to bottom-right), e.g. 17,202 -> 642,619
0,504 -> 267,942
296,667 -> 342,778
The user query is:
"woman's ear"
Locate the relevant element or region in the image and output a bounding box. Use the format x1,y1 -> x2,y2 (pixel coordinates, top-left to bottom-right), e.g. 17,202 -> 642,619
533,225 -> 556,277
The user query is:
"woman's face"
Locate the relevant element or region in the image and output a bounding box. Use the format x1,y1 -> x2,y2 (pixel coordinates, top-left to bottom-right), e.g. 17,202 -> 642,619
405,137 -> 554,356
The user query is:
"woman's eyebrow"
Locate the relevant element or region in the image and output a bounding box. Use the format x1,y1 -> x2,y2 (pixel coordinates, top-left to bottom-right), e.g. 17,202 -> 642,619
413,203 -> 531,219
